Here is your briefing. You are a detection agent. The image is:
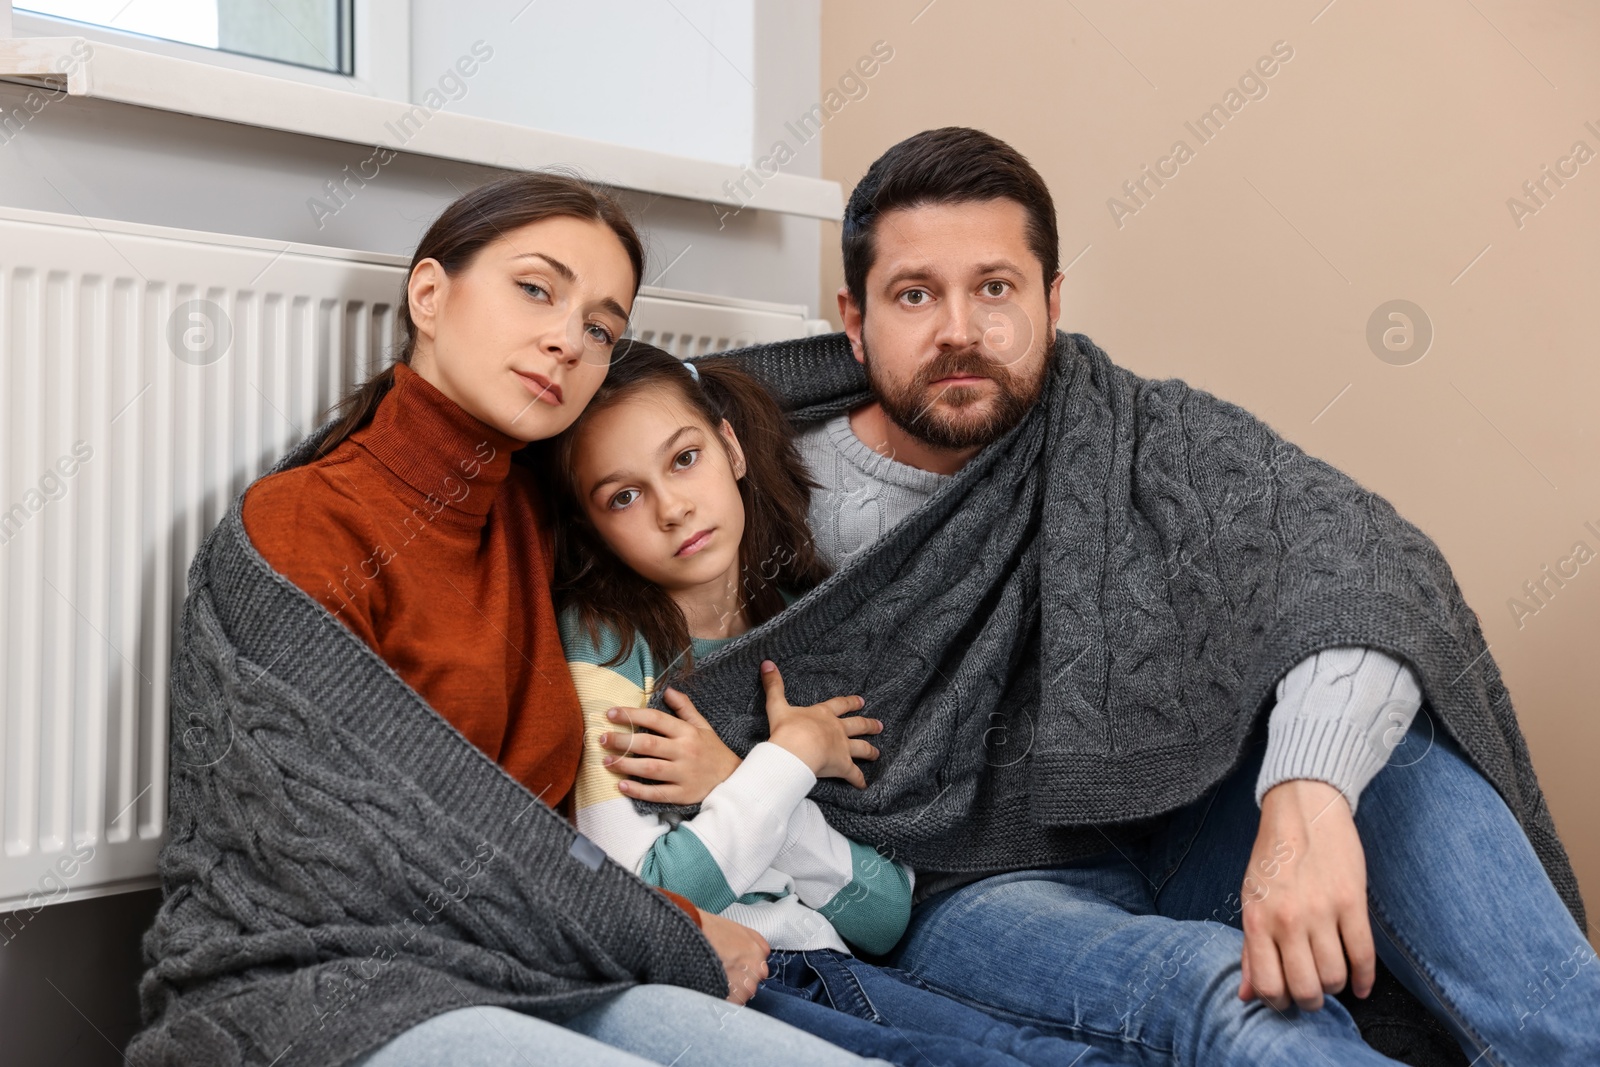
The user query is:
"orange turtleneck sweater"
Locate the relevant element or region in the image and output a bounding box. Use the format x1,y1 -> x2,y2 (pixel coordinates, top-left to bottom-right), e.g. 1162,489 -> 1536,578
241,362 -> 584,807
242,364 -> 705,927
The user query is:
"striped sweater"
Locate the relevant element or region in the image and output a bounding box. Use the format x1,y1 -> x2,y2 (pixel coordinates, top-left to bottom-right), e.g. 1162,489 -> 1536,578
560,604 -> 915,956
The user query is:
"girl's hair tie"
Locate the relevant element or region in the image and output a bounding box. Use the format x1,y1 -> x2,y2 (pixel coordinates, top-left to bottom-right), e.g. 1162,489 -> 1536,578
682,360 -> 701,383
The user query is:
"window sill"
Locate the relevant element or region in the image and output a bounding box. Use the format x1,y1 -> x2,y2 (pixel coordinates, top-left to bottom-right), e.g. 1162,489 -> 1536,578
0,36 -> 843,221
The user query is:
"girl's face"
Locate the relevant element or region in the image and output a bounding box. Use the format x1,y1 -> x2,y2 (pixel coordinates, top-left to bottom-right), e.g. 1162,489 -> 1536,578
571,389 -> 749,598
406,215 -> 636,443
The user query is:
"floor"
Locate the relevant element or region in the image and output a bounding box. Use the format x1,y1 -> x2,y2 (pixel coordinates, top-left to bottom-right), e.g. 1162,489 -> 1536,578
1,889 -> 161,1066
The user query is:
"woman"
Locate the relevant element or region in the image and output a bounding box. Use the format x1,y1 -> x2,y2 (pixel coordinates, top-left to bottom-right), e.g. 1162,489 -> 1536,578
129,174 -> 874,1067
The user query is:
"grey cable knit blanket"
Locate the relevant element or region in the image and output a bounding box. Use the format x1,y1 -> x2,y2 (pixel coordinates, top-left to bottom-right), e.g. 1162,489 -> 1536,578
670,330 -> 1584,933
128,434 -> 725,1067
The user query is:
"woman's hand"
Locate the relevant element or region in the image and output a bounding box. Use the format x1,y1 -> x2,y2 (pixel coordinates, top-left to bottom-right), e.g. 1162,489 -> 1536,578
760,659 -> 881,788
597,688 -> 741,805
1239,779 -> 1375,1012
698,909 -> 771,1004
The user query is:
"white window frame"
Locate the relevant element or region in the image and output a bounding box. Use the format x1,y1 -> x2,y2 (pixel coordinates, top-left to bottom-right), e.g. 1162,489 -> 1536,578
2,0 -> 409,100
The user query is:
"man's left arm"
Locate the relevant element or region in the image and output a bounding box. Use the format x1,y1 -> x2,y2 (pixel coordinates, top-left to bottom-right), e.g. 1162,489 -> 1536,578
1241,646 -> 1424,1011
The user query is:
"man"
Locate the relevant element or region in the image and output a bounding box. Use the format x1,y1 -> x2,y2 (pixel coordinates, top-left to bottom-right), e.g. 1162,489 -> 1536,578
760,128 -> 1593,1064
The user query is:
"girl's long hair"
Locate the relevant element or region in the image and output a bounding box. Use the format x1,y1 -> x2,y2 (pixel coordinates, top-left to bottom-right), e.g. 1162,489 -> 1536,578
315,171 -> 645,456
545,339 -> 831,673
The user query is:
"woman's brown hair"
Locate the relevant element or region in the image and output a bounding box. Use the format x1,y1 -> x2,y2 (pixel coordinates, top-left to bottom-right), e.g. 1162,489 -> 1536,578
545,339 -> 830,674
315,171 -> 645,455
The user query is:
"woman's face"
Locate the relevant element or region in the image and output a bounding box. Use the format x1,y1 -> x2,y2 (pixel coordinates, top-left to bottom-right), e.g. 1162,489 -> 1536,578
570,389 -> 748,597
406,215 -> 636,443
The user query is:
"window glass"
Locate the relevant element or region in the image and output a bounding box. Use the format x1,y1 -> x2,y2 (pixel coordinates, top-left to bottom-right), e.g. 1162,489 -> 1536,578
19,0 -> 355,75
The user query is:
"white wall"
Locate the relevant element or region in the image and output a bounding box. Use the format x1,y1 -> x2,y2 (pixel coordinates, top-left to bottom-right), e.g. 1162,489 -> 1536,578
411,0 -> 756,168
753,0 -> 821,180
402,0 -> 822,307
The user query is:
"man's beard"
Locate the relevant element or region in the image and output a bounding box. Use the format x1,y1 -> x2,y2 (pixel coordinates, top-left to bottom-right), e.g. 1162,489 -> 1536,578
863,336 -> 1050,451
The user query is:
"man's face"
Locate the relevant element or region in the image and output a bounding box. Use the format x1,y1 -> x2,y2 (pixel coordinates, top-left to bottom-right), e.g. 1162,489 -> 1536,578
840,198 -> 1063,451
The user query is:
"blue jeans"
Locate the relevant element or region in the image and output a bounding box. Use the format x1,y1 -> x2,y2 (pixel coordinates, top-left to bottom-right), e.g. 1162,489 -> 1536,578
350,984 -> 885,1066
751,947 -> 1128,1065
887,717 -> 1599,1066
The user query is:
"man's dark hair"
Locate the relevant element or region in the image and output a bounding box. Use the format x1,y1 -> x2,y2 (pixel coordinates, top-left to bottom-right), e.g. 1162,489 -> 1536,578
842,127 -> 1059,312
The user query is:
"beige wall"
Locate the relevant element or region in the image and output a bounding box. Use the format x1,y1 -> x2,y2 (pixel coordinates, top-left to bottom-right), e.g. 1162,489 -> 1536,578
821,0 -> 1599,937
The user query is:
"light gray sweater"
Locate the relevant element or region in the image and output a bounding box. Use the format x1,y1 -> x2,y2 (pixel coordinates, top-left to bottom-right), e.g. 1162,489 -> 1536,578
795,412 -> 1421,815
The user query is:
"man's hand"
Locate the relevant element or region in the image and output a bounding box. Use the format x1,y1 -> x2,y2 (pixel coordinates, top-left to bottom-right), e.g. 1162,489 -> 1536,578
1239,779 -> 1376,1012
698,909 -> 771,1004
598,688 -> 741,805
759,660 -> 881,788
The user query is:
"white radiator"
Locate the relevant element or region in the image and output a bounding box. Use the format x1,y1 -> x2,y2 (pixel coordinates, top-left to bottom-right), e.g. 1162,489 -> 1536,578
631,286 -> 833,356
0,204 -> 818,913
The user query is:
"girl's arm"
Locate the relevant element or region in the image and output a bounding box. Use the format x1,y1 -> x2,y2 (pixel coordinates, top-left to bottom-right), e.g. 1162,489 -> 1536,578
768,798 -> 915,956
630,742 -> 820,910
603,666 -> 911,954
564,616 -> 816,909
579,721 -> 817,908
748,663 -> 910,953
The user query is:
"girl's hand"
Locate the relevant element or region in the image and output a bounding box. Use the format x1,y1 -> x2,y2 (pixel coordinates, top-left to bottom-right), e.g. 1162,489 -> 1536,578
698,909 -> 770,1004
598,688 -> 742,805
759,659 -> 881,788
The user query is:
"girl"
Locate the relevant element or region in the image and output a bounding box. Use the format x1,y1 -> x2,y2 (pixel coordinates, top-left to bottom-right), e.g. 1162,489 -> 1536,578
549,339 -> 1120,1067
230,173 -> 870,1067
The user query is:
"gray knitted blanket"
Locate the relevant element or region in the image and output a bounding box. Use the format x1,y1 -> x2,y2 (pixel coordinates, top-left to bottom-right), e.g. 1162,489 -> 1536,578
670,330 -> 1584,932
128,435 -> 725,1067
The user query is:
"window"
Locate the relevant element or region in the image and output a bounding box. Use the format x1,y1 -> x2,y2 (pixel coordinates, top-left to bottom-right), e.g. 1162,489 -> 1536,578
17,0 -> 355,75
